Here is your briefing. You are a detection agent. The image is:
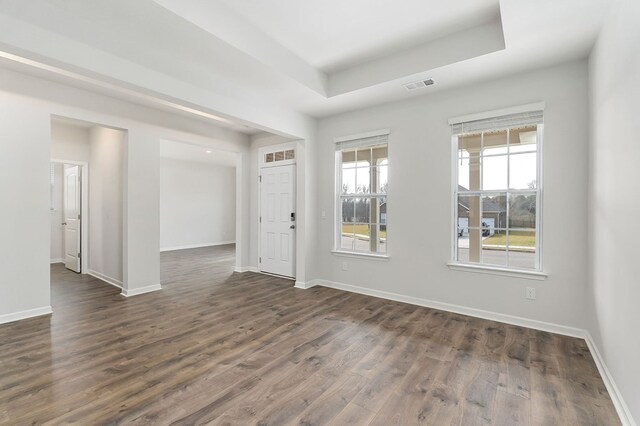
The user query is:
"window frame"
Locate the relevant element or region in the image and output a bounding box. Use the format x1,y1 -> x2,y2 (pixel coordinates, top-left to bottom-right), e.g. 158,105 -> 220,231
334,131 -> 389,257
451,123 -> 544,273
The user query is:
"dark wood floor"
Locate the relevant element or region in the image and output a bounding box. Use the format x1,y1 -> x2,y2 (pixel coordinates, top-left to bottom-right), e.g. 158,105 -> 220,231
0,245 -> 620,425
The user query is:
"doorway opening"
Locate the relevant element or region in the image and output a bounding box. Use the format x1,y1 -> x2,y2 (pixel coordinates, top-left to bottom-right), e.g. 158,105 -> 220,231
159,139 -> 239,286
49,116 -> 125,297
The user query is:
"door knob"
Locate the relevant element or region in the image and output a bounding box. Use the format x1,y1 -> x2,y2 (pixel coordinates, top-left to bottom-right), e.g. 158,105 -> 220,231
290,225 -> 295,229
61,222 -> 67,226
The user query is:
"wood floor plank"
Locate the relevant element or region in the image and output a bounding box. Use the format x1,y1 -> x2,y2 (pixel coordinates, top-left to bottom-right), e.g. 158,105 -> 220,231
0,244 -> 621,425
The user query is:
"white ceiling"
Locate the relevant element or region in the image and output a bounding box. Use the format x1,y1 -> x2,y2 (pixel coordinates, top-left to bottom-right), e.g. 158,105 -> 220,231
160,139 -> 238,168
217,0 -> 499,72
0,0 -> 609,135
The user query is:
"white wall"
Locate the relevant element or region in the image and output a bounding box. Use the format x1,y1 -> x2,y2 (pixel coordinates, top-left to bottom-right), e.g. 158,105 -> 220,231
0,99 -> 51,320
160,158 -> 236,251
88,126 -> 125,284
50,163 -> 64,262
51,121 -> 90,162
315,61 -> 590,329
0,66 -> 251,319
588,0 -> 640,421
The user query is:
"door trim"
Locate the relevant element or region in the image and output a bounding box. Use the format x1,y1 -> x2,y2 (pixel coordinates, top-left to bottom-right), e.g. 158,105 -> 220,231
258,142 -> 297,279
52,159 -> 89,274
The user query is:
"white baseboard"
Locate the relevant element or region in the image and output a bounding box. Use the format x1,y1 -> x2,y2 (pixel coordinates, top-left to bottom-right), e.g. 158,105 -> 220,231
121,284 -> 162,297
294,281 -> 317,289
160,241 -> 235,252
311,279 -> 585,337
307,278 -> 634,425
234,266 -> 259,273
87,269 -> 123,289
0,306 -> 52,325
50,258 -> 64,264
583,332 -> 636,426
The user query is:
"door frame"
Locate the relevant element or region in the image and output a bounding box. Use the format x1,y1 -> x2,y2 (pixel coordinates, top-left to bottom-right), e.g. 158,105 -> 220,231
51,159 -> 89,274
257,142 -> 297,279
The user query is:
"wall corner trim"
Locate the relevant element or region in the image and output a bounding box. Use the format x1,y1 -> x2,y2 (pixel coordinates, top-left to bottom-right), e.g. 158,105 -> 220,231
311,279 -> 633,425
584,332 -> 637,426
87,269 -> 123,289
121,284 -> 162,297
0,306 -> 53,325
234,266 -> 259,273
294,280 -> 318,289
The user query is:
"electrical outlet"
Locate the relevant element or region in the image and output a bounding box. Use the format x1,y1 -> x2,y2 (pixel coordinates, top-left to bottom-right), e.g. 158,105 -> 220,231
342,261 -> 348,271
525,287 -> 536,300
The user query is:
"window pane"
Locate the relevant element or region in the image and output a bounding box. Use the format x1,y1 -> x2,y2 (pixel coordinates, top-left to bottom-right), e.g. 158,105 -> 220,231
508,193 -> 536,228
482,130 -> 508,156
482,229 -> 507,266
509,152 -> 537,189
482,155 -> 508,190
353,224 -> 371,252
375,165 -> 388,193
342,167 -> 355,194
354,197 -> 370,223
372,145 -> 388,164
459,133 -> 481,155
507,229 -> 536,269
376,197 -> 387,225
481,194 -> 506,229
509,126 -> 537,153
342,149 -> 356,167
341,223 -> 355,251
341,198 -> 355,223
266,153 -> 274,163
356,147 -> 371,165
356,167 -> 370,193
378,226 -> 387,254
458,157 -> 470,190
458,194 -> 481,228
457,228 -> 470,263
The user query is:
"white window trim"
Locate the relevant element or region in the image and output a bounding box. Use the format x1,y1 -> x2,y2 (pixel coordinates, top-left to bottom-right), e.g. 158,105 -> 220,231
447,262 -> 547,280
450,114 -> 544,275
334,129 -> 390,258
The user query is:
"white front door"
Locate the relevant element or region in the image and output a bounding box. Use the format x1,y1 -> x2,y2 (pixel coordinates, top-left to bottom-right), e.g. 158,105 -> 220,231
260,164 -> 296,277
63,165 -> 81,273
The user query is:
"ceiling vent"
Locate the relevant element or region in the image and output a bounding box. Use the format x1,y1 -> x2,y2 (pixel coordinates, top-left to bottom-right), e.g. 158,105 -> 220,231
403,78 -> 435,91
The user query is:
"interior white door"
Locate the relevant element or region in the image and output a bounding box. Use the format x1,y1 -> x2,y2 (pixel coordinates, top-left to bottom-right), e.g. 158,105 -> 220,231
63,164 -> 81,273
260,164 -> 296,277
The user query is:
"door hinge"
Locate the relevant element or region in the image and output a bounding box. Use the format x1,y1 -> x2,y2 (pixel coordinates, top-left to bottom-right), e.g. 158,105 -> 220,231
77,252 -> 81,258
259,257 -> 261,263
78,213 -> 81,220
259,216 -> 262,223
259,175 -> 262,182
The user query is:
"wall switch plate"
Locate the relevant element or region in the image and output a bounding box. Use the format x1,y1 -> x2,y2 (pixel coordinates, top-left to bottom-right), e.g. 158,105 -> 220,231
525,287 -> 536,300
342,261 -> 348,271
321,210 -> 326,219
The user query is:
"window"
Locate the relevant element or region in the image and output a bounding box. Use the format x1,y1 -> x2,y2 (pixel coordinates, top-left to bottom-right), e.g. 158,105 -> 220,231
452,109 -> 543,271
335,131 -> 388,255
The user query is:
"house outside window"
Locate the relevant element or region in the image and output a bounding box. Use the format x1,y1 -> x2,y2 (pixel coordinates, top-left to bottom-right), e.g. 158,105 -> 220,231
451,108 -> 543,271
335,130 -> 389,255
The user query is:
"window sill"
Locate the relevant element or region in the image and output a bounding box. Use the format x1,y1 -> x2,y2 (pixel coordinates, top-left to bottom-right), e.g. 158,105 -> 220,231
447,263 -> 547,280
331,250 -> 390,261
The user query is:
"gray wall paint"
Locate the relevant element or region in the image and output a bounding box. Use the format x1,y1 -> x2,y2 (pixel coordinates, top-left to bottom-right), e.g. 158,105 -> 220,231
50,163 -> 64,261
89,126 -> 125,283
315,61 -> 590,329
588,0 -> 640,420
160,158 -> 236,250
